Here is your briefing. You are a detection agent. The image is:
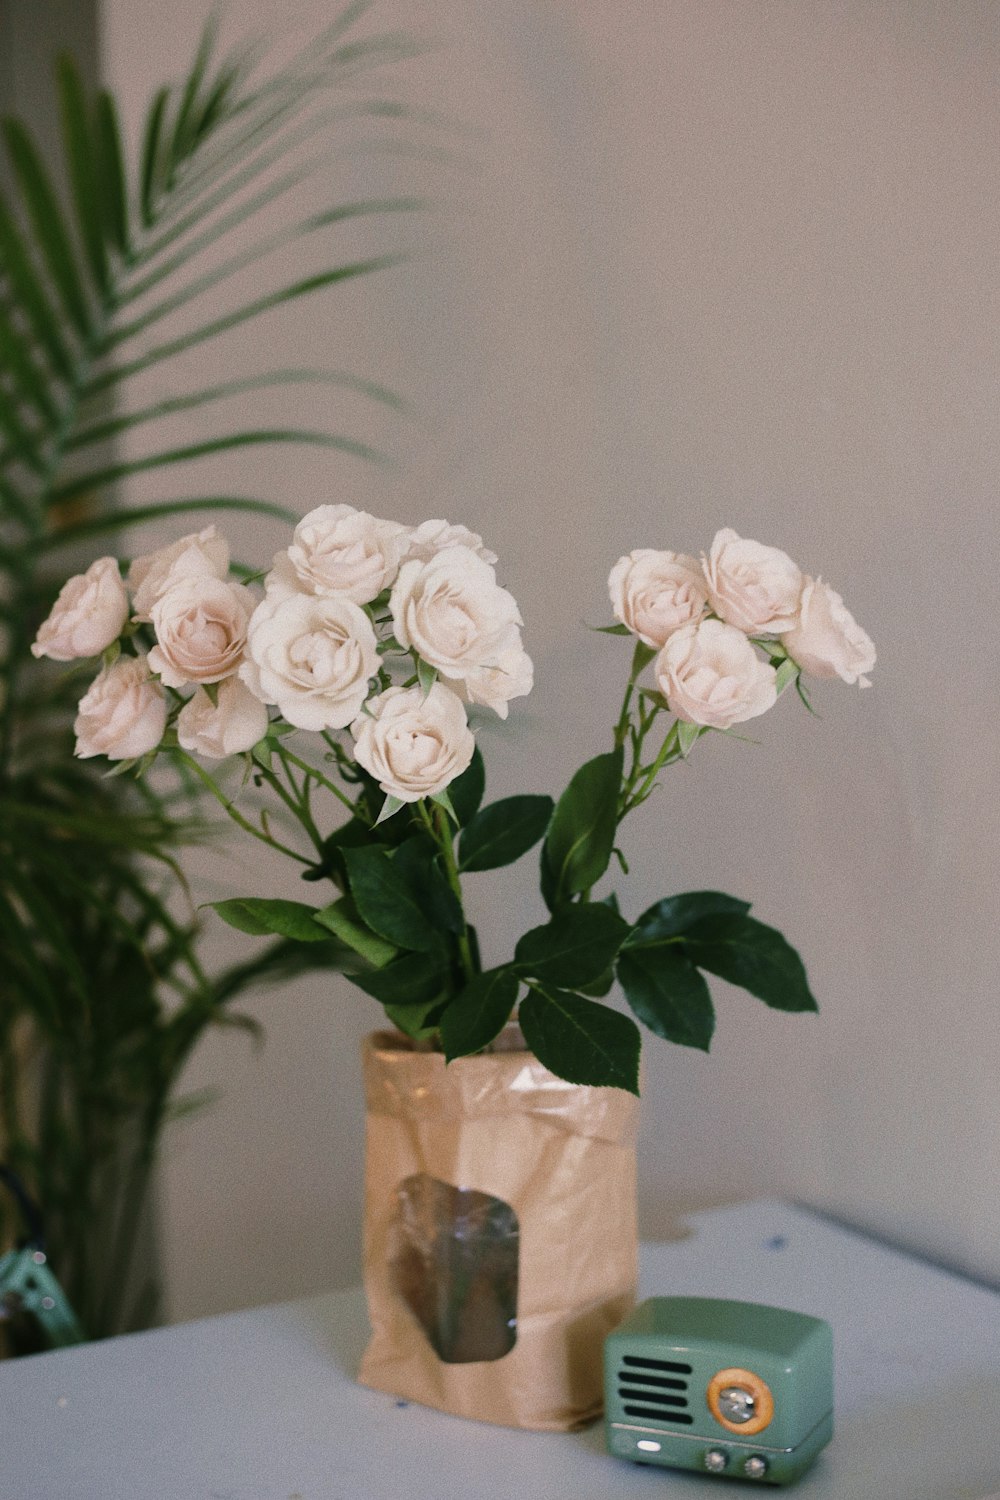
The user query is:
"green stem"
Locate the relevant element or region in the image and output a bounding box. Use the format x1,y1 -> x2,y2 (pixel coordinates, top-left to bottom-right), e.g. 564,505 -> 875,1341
423,801 -> 475,984
170,750 -> 313,865
279,746 -> 357,814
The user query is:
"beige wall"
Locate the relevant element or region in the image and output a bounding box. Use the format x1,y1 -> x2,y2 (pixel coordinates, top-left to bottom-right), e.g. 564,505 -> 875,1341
94,0 -> 1000,1318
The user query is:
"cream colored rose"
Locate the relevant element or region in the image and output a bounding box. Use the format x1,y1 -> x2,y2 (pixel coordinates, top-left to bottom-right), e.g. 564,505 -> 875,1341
390,547 -> 524,691
148,578 -> 255,689
703,527 -> 803,635
31,557 -> 128,661
74,654 -> 167,760
608,549 -> 707,647
782,577 -> 876,687
128,526 -> 229,622
404,518 -> 498,566
177,678 -> 270,759
655,618 -> 777,729
443,641 -> 533,720
351,683 -> 475,803
240,592 -> 378,731
266,504 -> 409,605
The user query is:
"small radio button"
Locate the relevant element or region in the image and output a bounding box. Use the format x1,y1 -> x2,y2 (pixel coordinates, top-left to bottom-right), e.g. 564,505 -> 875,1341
704,1449 -> 729,1473
744,1454 -> 769,1479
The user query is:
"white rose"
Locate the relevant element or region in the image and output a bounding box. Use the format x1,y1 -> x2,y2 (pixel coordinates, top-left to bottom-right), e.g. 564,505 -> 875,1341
266,504 -> 409,605
608,549 -> 707,647
390,547 -> 524,687
148,577 -> 255,689
351,683 -> 475,803
177,677 -> 270,759
703,527 -> 803,635
655,618 -> 777,729
240,592 -> 378,731
781,577 -> 876,687
127,526 -> 230,622
404,518 -> 498,566
442,640 -> 533,720
31,557 -> 128,662
74,654 -> 167,760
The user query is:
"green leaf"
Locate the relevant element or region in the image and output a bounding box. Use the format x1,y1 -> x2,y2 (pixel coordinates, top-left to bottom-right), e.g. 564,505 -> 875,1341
208,897 -> 331,942
626,891 -> 751,944
2,117 -> 93,336
774,657 -> 800,695
343,844 -> 443,953
514,902 -> 629,989
313,896 -> 397,968
519,988 -> 640,1093
392,837 -> 464,935
373,793 -> 405,827
439,967 -> 520,1061
416,655 -> 437,697
56,53 -> 109,297
677,720 -> 702,757
629,639 -> 658,679
458,794 -> 553,873
617,945 -> 715,1052
542,746 -> 624,907
681,913 -> 818,1013
140,85 -> 169,226
384,997 -> 449,1040
94,90 -> 129,255
41,496 -> 299,551
448,746 -> 485,826
0,194 -> 74,379
351,950 -> 448,1007
591,622 -> 632,635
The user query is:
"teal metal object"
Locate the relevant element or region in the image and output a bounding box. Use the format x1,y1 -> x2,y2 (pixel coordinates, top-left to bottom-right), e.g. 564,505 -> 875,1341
0,1246 -> 85,1350
604,1296 -> 833,1485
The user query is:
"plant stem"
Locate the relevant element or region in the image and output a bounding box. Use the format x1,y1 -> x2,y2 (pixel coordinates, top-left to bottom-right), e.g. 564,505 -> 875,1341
424,801 -> 475,984
171,750 -> 313,865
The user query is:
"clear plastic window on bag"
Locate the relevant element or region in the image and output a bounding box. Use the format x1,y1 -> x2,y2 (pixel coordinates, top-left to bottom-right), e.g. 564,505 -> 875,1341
389,1174 -> 519,1364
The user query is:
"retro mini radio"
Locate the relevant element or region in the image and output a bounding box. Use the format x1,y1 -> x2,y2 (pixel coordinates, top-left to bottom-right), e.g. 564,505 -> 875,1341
604,1297 -> 833,1484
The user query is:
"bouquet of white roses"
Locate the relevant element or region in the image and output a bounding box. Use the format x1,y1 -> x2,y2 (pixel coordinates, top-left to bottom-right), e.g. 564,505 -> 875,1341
33,509 -> 875,1092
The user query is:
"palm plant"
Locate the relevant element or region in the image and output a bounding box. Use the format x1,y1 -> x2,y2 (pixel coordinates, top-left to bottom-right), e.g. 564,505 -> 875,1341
0,2 -> 422,1343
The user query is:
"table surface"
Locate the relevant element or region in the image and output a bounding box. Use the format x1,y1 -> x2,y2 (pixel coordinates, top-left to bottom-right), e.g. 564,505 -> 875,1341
2,1198 -> 999,1500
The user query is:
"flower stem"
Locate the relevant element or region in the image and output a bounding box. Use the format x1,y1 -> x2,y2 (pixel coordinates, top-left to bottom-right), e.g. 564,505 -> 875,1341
170,750 -> 313,865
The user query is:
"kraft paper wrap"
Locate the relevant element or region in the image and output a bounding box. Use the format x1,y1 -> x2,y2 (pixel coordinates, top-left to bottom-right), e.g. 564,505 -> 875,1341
358,1029 -> 639,1431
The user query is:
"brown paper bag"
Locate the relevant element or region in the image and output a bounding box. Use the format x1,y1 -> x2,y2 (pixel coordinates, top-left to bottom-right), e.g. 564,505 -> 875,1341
358,1029 -> 639,1431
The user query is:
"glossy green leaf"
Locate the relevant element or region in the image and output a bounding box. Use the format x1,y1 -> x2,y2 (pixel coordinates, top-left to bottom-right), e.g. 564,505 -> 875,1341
392,837 -> 464,935
448,746 -> 485,826
343,844 -> 443,953
519,987 -> 640,1094
617,944 -> 715,1051
514,902 -> 629,989
681,913 -> 818,1013
542,747 -> 623,906
439,967 -> 520,1061
313,896 -> 398,967
208,897 -> 331,942
458,794 -> 553,873
351,949 -> 447,1007
626,892 -> 751,945
384,996 -> 449,1040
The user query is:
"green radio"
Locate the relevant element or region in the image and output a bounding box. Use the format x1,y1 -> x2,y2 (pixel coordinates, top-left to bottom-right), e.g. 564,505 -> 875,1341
604,1297 -> 833,1485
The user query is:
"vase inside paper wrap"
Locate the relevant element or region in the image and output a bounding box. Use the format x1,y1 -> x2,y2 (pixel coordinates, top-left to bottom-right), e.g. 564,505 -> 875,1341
358,1027 -> 639,1431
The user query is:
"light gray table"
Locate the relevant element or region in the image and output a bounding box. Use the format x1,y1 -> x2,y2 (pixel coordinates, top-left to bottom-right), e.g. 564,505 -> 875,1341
2,1199 -> 999,1500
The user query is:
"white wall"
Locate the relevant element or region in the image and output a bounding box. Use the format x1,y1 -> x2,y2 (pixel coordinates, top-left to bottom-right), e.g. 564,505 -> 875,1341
94,0 -> 1000,1319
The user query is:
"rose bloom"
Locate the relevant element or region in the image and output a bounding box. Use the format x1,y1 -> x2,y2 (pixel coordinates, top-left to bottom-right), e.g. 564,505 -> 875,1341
148,577 -> 255,689
177,678 -> 270,759
128,526 -> 229,622
443,640 -> 533,720
31,557 -> 128,662
351,683 -> 475,803
656,618 -> 777,729
74,654 -> 167,760
265,503 -> 409,606
608,549 -> 707,647
390,546 -> 524,693
703,527 -> 803,635
782,577 -> 876,687
404,518 -> 497,566
240,592 -> 378,731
